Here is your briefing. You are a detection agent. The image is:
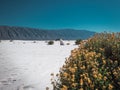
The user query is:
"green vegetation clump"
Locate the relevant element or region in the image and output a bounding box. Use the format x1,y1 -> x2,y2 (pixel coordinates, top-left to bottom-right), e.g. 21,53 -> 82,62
48,40 -> 54,45
10,39 -> 13,42
75,39 -> 82,45
66,43 -> 70,45
50,32 -> 120,90
33,41 -> 36,43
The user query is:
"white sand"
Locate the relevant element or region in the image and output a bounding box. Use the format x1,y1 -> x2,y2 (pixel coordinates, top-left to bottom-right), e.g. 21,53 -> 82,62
0,40 -> 77,90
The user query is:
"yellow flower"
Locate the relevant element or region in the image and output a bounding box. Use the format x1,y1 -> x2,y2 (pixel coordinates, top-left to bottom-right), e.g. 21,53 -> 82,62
93,74 -> 97,78
114,60 -> 118,65
74,64 -> 77,67
69,67 -> 76,73
102,60 -> 106,65
84,76 -> 87,80
100,48 -> 104,51
113,71 -> 117,75
87,78 -> 91,84
98,53 -> 101,57
80,78 -> 83,86
108,84 -> 113,90
63,72 -> 68,78
90,84 -> 94,89
72,83 -> 77,87
61,85 -> 68,90
98,73 -> 102,80
71,78 -> 74,82
103,76 -> 107,81
72,75 -> 75,79
80,65 -> 86,70
90,47 -> 92,49
103,86 -> 106,89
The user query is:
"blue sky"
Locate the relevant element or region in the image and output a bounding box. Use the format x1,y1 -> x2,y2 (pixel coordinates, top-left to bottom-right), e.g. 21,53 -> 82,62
0,0 -> 120,32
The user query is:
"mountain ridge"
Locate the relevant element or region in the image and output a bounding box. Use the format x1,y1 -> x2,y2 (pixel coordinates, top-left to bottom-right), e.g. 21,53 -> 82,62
0,26 -> 95,40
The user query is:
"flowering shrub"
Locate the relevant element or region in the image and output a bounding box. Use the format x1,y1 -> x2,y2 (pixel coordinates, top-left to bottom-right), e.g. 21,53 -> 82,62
33,41 -> 36,43
51,32 -> 120,90
48,40 -> 54,45
10,39 -> 13,42
75,39 -> 82,45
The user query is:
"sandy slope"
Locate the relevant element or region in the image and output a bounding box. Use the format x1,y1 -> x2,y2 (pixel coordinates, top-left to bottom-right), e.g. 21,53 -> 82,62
0,40 -> 77,90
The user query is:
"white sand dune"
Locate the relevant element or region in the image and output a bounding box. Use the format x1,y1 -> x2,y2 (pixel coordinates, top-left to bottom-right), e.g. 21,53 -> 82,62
0,40 -> 77,90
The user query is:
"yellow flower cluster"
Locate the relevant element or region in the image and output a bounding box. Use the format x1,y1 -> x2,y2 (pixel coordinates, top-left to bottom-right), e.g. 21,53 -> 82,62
50,32 -> 120,90
61,85 -> 68,90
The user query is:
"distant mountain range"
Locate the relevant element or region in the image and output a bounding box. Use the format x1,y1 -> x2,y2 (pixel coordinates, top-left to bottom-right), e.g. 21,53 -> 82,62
0,26 -> 95,40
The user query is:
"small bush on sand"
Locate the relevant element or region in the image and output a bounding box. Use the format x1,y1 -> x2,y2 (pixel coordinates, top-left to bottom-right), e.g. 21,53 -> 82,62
10,40 -> 13,42
33,41 -> 36,43
66,43 -> 70,45
75,39 -> 82,45
48,40 -> 54,45
50,32 -> 120,90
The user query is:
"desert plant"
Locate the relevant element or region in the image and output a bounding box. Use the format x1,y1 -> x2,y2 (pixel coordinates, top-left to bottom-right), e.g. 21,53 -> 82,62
50,32 -> 120,90
10,39 -> 13,42
75,39 -> 82,45
48,40 -> 54,45
66,43 -> 70,45
33,41 -> 36,43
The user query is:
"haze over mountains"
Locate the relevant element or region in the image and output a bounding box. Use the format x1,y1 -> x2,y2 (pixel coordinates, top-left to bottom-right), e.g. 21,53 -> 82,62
0,26 -> 95,40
